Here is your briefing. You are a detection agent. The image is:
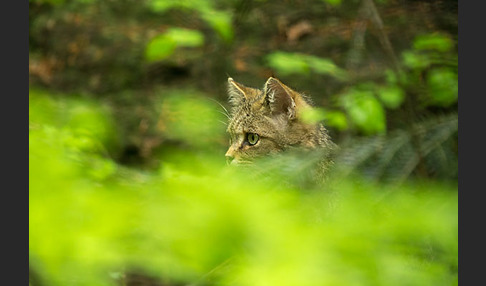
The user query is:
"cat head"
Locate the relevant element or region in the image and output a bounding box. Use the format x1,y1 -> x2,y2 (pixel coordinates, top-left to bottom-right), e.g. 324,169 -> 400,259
225,77 -> 326,165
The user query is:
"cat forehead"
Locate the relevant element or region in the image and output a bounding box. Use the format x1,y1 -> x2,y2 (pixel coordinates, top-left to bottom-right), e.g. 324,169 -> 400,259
227,109 -> 251,133
231,96 -> 266,115
227,107 -> 267,133
245,87 -> 264,98
243,90 -> 266,109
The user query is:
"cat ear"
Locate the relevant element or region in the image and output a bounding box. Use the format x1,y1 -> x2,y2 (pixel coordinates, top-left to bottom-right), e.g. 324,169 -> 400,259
264,77 -> 296,119
227,77 -> 254,107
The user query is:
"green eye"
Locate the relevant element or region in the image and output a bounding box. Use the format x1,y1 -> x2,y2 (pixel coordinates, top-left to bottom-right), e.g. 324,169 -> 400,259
247,133 -> 259,145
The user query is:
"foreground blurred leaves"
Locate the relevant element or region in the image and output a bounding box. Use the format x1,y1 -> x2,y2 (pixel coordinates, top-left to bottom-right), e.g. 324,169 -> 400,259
30,89 -> 457,286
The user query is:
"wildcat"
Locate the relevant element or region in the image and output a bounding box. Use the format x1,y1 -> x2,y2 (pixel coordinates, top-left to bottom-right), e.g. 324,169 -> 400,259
225,77 -> 336,181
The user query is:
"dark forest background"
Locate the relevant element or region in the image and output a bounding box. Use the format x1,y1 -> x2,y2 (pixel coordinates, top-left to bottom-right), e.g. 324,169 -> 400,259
30,0 -> 457,182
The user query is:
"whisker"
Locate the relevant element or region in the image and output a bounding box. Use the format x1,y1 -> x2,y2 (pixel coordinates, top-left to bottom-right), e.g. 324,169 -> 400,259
233,160 -> 253,166
217,110 -> 231,120
207,98 -> 230,118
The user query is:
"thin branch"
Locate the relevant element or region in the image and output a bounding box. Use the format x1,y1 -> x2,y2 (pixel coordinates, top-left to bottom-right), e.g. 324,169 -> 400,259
346,1 -> 369,72
363,0 -> 402,75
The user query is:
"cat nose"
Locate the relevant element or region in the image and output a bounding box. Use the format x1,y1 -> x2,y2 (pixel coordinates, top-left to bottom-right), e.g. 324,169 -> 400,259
225,154 -> 235,165
225,149 -> 235,165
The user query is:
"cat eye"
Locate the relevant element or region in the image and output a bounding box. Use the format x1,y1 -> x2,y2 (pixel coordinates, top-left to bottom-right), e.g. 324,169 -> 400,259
247,133 -> 259,145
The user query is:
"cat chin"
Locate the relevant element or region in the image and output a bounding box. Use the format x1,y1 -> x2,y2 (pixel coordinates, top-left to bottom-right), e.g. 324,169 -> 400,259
229,159 -> 252,166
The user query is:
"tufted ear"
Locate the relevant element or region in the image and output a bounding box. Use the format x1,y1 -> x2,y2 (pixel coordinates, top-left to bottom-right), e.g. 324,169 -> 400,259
227,77 -> 256,108
264,77 -> 296,119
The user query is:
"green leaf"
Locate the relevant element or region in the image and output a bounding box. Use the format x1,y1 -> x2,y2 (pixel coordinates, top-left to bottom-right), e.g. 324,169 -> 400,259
145,28 -> 204,62
165,28 -> 205,47
402,51 -> 431,70
147,1 -> 233,42
148,0 -> 183,12
376,85 -> 405,109
426,68 -> 458,107
266,52 -> 347,80
266,52 -> 310,76
307,55 -> 348,81
324,110 -> 348,131
340,89 -> 386,135
145,35 -> 177,62
413,33 -> 454,52
300,108 -> 327,124
321,0 -> 342,6
201,10 -> 234,42
301,107 -> 348,131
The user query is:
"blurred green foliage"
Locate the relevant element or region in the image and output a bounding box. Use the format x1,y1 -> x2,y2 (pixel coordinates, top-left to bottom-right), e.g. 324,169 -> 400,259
339,86 -> 387,135
156,89 -> 227,150
426,68 -> 458,107
148,0 -> 234,42
316,32 -> 456,136
146,28 -> 205,62
401,33 -> 458,108
30,90 -> 457,285
29,0 -> 458,284
376,85 -> 405,109
266,52 -> 348,81
300,108 -> 348,131
264,32 -> 456,137
413,33 -> 454,53
321,0 -> 342,7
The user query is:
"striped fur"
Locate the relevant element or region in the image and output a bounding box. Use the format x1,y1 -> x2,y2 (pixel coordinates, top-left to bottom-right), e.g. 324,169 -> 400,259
225,77 -> 336,169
